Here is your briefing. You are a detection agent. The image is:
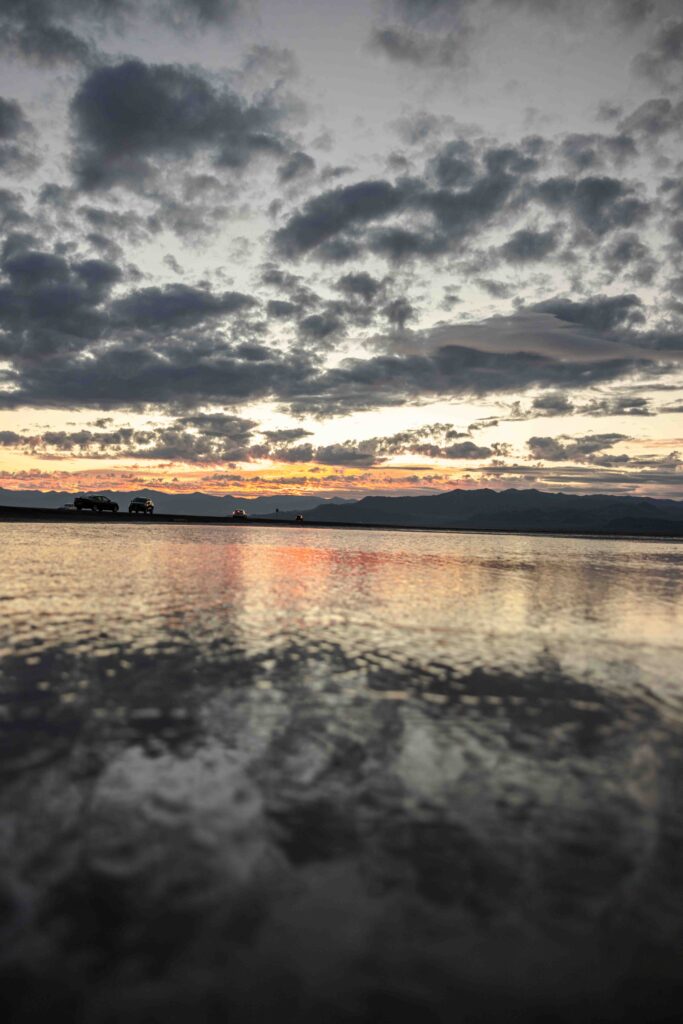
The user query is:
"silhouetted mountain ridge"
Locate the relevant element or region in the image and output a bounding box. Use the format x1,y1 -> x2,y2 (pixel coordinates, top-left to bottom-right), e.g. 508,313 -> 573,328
0,487 -> 353,516
266,487 -> 683,534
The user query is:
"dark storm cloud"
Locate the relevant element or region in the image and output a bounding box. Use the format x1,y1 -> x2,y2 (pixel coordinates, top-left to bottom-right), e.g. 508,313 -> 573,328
535,175 -> 651,237
71,59 -> 287,191
499,227 -> 558,263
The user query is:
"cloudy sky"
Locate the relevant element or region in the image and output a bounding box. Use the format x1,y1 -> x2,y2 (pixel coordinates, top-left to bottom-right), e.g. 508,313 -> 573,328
0,0 -> 682,499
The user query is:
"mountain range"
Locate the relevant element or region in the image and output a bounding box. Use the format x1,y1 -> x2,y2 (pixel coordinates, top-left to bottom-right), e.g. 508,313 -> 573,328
2,486 -> 683,535
0,487 -> 353,516
265,487 -> 683,535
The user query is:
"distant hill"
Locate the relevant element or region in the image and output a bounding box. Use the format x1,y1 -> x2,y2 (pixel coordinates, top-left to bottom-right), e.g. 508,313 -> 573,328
0,487 -> 353,517
264,487 -> 683,535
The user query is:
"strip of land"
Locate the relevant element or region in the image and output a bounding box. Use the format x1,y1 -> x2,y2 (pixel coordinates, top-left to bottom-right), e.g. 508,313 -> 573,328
2,503 -> 682,538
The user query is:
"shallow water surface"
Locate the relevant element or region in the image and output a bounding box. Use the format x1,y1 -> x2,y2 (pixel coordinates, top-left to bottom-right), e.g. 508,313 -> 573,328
1,523 -> 683,1022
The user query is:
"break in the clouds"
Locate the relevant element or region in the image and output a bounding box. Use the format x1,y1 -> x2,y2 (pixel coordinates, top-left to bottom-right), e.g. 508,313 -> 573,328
0,0 -> 681,498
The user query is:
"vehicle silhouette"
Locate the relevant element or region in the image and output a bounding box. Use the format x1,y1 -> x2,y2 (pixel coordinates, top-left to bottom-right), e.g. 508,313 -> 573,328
232,509 -> 248,519
295,514 -> 304,522
129,497 -> 154,515
75,495 -> 119,513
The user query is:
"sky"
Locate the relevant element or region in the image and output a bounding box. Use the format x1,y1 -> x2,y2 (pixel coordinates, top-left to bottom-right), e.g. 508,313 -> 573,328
0,0 -> 682,500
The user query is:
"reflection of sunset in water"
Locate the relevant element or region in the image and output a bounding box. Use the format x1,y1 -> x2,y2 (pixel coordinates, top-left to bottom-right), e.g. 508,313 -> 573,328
2,524 -> 683,1022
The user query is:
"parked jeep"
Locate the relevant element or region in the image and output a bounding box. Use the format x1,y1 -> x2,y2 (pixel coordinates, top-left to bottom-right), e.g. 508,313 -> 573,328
75,495 -> 119,513
129,497 -> 154,515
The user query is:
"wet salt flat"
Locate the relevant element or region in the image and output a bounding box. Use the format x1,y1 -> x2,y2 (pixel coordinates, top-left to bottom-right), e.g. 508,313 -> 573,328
1,522 -> 683,1023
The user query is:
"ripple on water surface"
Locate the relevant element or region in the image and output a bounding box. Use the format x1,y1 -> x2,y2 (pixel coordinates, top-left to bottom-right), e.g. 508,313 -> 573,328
1,523 -> 683,1022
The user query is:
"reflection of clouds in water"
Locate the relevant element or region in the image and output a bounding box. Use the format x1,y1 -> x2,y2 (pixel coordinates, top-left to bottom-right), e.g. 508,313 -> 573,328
1,525 -> 683,1020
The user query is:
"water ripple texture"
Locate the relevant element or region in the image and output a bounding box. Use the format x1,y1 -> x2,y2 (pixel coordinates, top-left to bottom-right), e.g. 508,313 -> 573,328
1,523 -> 683,1023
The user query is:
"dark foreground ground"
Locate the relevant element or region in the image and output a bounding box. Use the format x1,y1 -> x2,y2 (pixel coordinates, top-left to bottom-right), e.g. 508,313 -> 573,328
2,503 -> 683,538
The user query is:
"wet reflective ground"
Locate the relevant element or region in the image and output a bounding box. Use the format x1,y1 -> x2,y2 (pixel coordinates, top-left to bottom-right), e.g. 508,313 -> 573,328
1,523 -> 683,1023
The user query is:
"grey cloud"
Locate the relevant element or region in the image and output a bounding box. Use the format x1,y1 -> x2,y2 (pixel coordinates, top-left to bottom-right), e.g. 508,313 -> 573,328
158,0 -> 243,29
536,175 -> 650,237
336,271 -> 384,302
261,427 -> 313,443
0,241 -> 122,358
370,26 -> 468,68
528,293 -> 645,331
313,442 -> 379,467
477,278 -> 512,298
112,284 -> 256,329
559,132 -> 637,171
267,299 -> 299,318
531,392 -> 575,415
500,227 -> 558,262
273,180 -> 406,258
276,139 -> 539,264
427,139 -> 476,188
287,345 -> 652,418
0,97 -> 29,140
270,443 -> 315,463
367,226 -> 447,261
619,97 -> 683,137
0,1 -> 243,68
0,97 -> 36,173
602,232 -> 652,276
581,394 -> 654,417
71,59 -> 286,191
382,297 -> 415,329
278,150 -> 315,184
298,310 -> 345,342
634,19 -> 683,86
528,432 -> 629,463
2,410 -> 260,464
0,190 -> 30,232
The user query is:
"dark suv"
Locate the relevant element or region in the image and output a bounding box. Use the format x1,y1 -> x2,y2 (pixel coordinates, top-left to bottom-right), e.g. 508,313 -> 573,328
75,495 -> 119,513
129,497 -> 154,515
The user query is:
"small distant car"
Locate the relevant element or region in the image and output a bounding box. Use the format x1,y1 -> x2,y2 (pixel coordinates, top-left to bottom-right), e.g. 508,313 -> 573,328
75,494 -> 119,513
129,497 -> 154,515
232,509 -> 248,519
295,514 -> 304,522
